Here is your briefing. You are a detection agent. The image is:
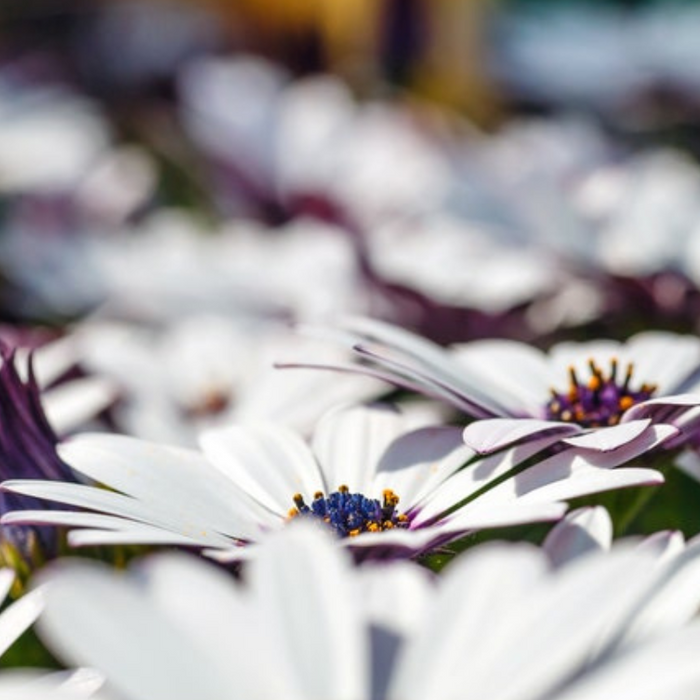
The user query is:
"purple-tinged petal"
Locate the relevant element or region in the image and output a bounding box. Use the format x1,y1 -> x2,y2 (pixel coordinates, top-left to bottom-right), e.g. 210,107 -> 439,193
622,394 -> 700,424
560,424 -> 677,469
563,420 -> 651,452
413,433 -> 577,525
463,418 -> 580,455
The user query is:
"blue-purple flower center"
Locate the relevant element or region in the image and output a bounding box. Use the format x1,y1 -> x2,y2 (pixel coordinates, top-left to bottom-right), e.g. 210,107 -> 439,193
288,485 -> 410,538
546,358 -> 656,428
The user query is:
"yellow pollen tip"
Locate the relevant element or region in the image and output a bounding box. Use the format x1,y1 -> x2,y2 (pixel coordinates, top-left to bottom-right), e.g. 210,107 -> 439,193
288,508 -> 299,518
619,396 -> 634,411
383,489 -> 400,506
313,491 -> 324,500
338,484 -> 349,493
348,528 -> 361,537
588,376 -> 601,390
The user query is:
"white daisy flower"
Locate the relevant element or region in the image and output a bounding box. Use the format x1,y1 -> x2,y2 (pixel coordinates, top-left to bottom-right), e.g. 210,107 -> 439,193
1,404 -> 663,560
72,316 -> 384,446
305,317 -> 700,457
28,521 -> 700,700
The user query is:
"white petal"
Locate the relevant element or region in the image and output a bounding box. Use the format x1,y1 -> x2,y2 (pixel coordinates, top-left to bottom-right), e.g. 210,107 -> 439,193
0,675 -> 88,700
200,423 -> 324,514
389,543 -> 549,700
42,377 -> 117,436
3,480 -> 254,546
464,418 -> 579,454
311,404 -> 406,493
135,552 -> 283,699
625,331 -> 700,394
442,501 -> 568,531
542,506 -> 613,567
0,569 -> 13,604
563,420 -> 650,451
450,340 -> 551,413
37,561 -> 244,700
341,317 -> 509,415
412,433 -> 573,524
250,521 -> 369,700
58,434 -> 265,540
618,539 -> 700,647
376,425 -> 472,509
554,622 -> 700,700
622,393 -> 700,424
0,587 -> 44,657
358,562 -> 434,637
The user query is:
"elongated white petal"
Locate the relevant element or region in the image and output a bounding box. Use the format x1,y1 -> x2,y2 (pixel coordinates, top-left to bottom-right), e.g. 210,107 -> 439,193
0,588 -> 43,657
625,332 -> 700,394
563,419 -> 650,451
407,546 -> 658,700
58,433 -> 267,539
0,569 -> 13,603
311,404 -> 406,493
200,423 -> 323,515
553,622 -> 700,700
37,561 -> 249,700
0,676 -> 89,700
342,316 -> 509,415
441,501 -> 567,532
389,543 -> 549,700
622,393 -> 700,425
375,425 -> 472,509
464,418 -> 579,454
134,553 -> 284,699
450,339 -> 552,412
250,522 -> 368,700
42,377 -> 117,437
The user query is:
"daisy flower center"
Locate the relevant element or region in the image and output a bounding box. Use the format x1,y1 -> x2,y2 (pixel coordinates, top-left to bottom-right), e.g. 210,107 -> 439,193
287,485 -> 410,538
545,358 -> 657,428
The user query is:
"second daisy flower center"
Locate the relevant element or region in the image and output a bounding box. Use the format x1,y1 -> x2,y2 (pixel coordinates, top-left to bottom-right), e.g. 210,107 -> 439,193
546,358 -> 656,428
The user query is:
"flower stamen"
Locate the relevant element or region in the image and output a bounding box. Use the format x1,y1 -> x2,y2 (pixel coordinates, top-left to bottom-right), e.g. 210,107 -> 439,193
546,357 -> 656,428
287,486 -> 410,538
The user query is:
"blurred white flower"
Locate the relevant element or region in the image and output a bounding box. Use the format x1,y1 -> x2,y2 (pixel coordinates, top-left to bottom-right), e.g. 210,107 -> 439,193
72,315 -> 384,445
179,55 -> 451,225
28,521 -> 700,700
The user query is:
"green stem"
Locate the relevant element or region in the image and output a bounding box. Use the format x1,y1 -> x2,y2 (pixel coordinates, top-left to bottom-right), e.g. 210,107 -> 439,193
614,483 -> 662,537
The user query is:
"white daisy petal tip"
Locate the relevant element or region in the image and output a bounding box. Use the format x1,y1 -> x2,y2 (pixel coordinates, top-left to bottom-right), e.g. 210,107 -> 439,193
562,419 -> 651,452
463,418 -> 580,454
543,506 -> 613,567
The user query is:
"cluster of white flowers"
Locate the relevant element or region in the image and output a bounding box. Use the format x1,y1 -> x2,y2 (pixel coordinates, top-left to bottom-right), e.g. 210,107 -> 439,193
4,10 -> 700,696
